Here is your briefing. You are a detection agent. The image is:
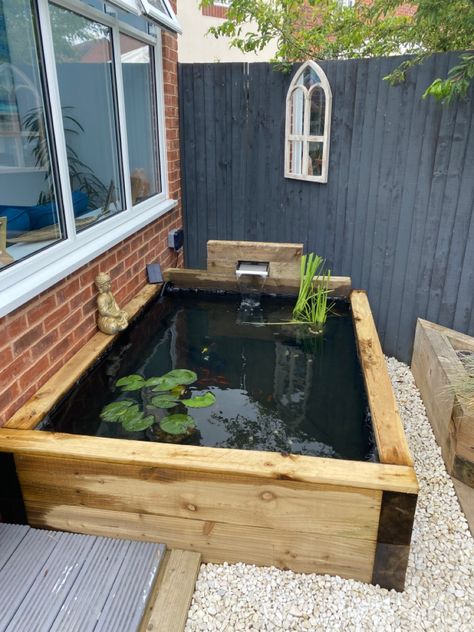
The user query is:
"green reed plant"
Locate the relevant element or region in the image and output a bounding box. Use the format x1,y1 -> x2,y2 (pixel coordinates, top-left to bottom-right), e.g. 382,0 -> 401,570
292,253 -> 331,332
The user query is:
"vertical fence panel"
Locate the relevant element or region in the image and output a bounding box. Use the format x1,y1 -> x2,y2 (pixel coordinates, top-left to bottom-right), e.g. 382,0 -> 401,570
179,55 -> 474,362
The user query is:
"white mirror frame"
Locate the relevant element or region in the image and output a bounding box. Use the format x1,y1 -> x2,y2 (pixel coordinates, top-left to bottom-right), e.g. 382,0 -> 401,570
284,61 -> 332,184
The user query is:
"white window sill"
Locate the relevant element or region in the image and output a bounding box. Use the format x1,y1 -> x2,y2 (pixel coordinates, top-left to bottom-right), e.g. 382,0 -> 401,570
0,196 -> 177,317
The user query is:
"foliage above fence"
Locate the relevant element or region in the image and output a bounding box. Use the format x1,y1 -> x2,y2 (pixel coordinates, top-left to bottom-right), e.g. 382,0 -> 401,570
202,0 -> 474,103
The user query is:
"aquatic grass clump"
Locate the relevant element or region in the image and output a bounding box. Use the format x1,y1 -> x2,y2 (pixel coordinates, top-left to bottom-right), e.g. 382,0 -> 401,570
292,253 -> 332,333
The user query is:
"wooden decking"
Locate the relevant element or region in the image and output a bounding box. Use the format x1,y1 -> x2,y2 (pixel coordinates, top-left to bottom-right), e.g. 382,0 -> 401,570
0,524 -> 200,632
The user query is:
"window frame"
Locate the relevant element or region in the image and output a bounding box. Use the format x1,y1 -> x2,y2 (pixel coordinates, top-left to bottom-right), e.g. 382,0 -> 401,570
107,0 -> 142,15
0,0 -> 175,317
284,61 -> 332,184
139,0 -> 182,34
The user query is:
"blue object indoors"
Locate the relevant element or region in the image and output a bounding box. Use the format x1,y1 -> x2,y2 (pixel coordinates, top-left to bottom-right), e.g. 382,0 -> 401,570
0,207 -> 31,237
28,190 -> 89,229
1,191 -> 89,238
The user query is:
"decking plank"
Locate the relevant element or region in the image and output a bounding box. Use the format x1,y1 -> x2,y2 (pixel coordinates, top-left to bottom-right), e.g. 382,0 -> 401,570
6,531 -> 95,632
94,542 -> 165,632
0,523 -> 30,571
0,528 -> 59,630
142,550 -> 201,632
0,524 -> 166,632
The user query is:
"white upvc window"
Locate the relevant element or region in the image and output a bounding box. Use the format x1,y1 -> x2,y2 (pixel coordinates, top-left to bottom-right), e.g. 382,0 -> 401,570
140,0 -> 182,34
285,61 -> 332,183
0,0 -> 178,317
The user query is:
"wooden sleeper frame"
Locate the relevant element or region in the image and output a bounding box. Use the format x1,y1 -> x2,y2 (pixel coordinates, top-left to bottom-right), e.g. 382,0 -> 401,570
0,241 -> 418,591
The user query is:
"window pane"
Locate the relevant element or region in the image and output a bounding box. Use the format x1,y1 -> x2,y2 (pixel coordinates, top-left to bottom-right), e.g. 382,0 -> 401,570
289,88 -> 305,136
0,0 -> 63,270
288,140 -> 304,176
308,142 -> 323,177
148,0 -> 169,15
309,86 -> 325,136
121,34 -> 160,203
298,65 -> 321,89
49,3 -> 124,231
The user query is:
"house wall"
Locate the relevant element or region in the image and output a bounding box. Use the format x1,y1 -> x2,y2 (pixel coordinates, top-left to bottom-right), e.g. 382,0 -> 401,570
177,1 -> 277,63
179,54 -> 474,363
0,26 -> 182,426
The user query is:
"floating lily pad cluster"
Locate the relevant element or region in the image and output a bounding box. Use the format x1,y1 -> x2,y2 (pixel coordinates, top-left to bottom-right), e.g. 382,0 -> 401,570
100,369 -> 216,438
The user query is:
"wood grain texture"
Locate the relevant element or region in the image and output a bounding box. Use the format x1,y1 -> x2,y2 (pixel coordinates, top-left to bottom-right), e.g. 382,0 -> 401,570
0,429 -> 418,494
24,502 -> 377,582
15,455 -> 382,539
4,284 -> 160,431
412,319 -> 474,487
351,290 -> 414,467
163,268 -> 352,297
140,550 -> 201,632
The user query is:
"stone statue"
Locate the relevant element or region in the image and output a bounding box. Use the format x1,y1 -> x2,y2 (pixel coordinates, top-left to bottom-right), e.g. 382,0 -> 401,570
95,272 -> 128,335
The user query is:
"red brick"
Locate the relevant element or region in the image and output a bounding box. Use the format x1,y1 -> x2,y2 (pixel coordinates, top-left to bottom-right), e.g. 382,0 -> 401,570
56,278 -> 80,302
1,314 -> 27,342
0,381 -> 19,415
58,308 -> 83,338
47,303 -> 70,330
0,345 -> 13,369
19,355 -> 51,391
48,335 -> 74,364
30,329 -> 60,362
13,323 -> 44,356
69,285 -> 94,311
0,350 -> 32,388
26,295 -> 57,326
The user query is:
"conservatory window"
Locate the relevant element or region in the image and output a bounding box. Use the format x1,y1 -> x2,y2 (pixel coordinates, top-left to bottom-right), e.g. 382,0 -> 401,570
49,2 -> 124,231
0,0 -> 64,266
285,61 -> 332,183
140,0 -> 182,34
0,0 -> 175,317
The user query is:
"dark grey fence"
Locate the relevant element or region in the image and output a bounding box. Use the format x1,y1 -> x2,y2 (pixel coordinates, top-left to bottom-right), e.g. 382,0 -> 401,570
179,55 -> 474,362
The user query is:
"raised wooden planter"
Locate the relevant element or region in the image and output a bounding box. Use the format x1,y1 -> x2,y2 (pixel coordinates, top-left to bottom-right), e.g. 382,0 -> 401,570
0,241 -> 418,591
412,319 -> 474,488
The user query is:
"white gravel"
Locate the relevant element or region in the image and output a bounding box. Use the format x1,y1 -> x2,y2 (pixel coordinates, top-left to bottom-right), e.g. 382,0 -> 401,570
185,357 -> 474,631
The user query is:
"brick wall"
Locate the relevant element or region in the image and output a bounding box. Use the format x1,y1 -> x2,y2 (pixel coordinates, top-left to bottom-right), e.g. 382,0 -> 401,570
202,3 -> 228,19
0,26 -> 182,426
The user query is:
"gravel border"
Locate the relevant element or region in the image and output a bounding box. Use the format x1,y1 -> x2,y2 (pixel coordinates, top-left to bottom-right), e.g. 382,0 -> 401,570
185,358 -> 474,631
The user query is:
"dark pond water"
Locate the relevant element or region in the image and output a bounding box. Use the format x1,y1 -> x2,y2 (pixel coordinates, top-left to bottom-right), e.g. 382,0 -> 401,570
41,290 -> 375,461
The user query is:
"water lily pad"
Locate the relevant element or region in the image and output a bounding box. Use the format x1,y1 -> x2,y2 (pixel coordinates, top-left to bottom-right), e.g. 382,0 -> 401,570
151,376 -> 181,392
100,400 -> 135,422
116,375 -> 145,391
160,414 -> 195,435
181,392 -> 216,408
122,414 -> 155,432
162,369 -> 197,385
151,394 -> 180,409
145,376 -> 167,387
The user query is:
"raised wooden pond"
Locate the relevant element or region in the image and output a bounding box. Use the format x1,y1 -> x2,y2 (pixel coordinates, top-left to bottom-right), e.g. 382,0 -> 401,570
0,241 -> 418,591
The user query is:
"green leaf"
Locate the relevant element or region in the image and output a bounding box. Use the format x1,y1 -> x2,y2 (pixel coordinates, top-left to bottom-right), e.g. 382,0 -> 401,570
151,394 -> 180,409
116,375 -> 145,391
151,376 -> 181,392
145,376 -> 167,387
122,414 -> 155,432
160,414 -> 196,435
100,400 -> 135,422
162,369 -> 198,385
181,392 -> 216,408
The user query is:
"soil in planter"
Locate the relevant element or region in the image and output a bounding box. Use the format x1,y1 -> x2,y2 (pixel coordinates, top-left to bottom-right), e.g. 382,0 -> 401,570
40,291 -> 375,461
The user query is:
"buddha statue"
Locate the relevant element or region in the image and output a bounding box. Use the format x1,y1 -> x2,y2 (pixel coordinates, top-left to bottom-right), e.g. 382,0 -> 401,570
95,272 -> 128,335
